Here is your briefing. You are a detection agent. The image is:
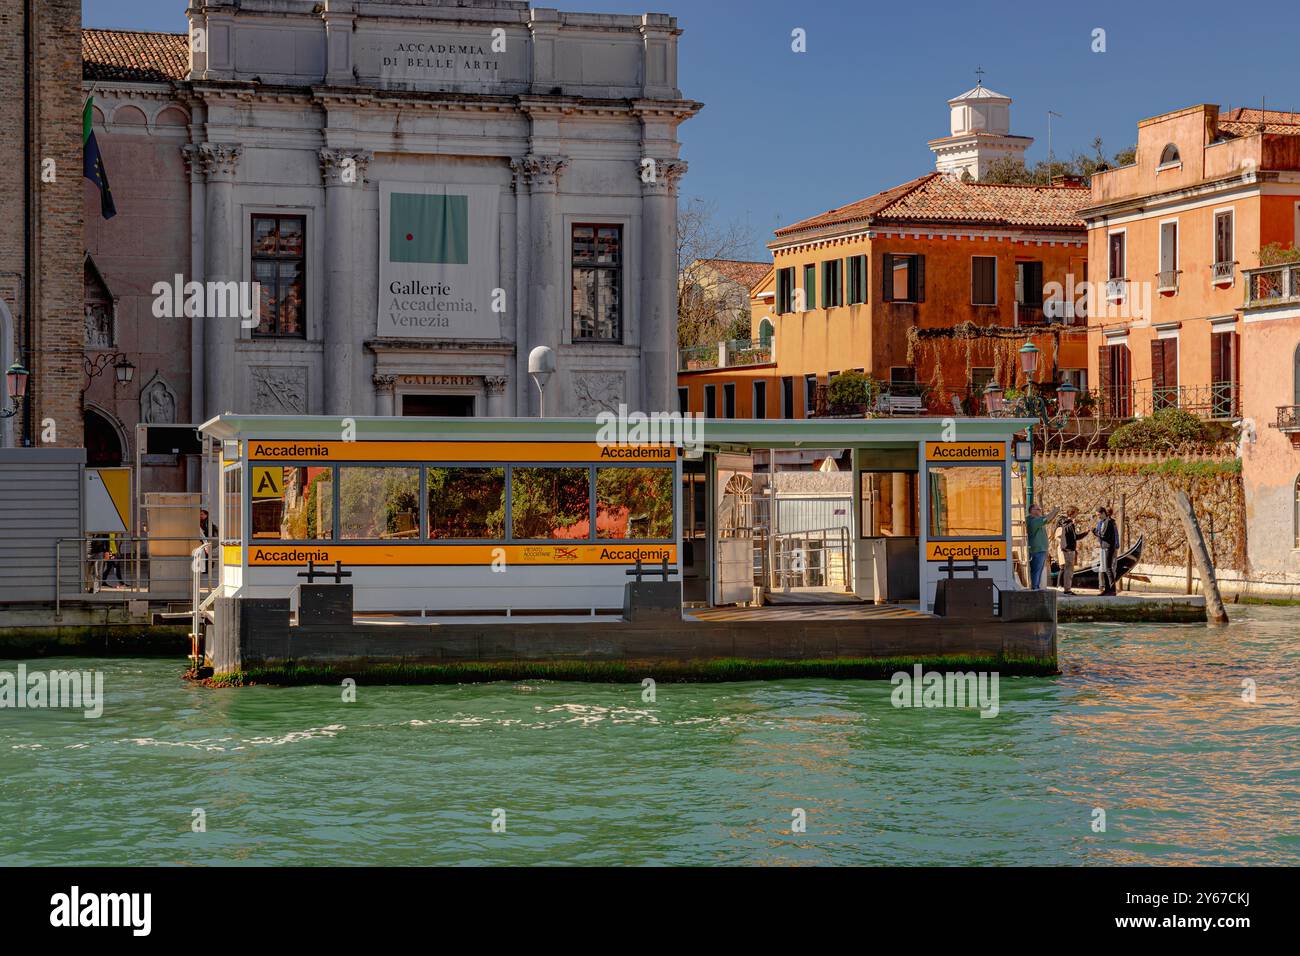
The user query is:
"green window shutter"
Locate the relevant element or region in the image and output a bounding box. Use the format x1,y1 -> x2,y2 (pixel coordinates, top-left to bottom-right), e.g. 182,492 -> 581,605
881,253 -> 893,303
804,264 -> 816,310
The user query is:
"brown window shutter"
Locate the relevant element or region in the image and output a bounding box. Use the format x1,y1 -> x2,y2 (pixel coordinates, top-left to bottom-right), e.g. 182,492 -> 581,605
881,253 -> 893,302
1150,340 -> 1166,390
916,255 -> 926,303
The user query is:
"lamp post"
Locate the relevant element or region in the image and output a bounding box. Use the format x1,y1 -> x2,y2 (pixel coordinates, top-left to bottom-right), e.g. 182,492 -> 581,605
2,363 -> 29,419
528,345 -> 556,418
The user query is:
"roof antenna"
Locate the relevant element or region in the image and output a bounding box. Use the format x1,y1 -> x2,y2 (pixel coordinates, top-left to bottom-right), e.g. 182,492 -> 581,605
974,65 -> 985,88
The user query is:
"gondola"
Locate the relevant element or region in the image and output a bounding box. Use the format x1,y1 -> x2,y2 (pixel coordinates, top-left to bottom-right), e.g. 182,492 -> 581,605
1049,534 -> 1144,591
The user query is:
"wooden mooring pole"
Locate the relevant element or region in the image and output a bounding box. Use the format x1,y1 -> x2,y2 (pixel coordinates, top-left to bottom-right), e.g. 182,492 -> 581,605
1171,491 -> 1229,625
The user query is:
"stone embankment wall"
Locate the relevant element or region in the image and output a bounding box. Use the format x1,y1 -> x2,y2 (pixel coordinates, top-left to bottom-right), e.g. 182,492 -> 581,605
1034,450 -> 1246,577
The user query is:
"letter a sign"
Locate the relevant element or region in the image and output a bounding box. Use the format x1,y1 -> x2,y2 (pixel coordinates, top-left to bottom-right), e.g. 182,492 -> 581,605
251,466 -> 284,499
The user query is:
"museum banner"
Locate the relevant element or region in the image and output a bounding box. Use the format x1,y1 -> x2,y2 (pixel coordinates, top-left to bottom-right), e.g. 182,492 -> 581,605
377,182 -> 500,339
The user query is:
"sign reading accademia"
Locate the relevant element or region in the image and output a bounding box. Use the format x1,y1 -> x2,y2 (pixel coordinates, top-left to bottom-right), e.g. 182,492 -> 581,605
377,182 -> 500,339
924,442 -> 1006,462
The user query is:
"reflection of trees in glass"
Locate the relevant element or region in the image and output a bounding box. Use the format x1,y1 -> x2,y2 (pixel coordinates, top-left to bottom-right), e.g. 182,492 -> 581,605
511,467 -> 589,539
596,467 -> 674,539
339,467 -> 419,539
428,467 -> 505,539
304,472 -> 332,540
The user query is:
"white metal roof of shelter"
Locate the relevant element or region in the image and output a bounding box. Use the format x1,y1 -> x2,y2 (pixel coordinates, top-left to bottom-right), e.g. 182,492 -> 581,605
200,415 -> 1038,448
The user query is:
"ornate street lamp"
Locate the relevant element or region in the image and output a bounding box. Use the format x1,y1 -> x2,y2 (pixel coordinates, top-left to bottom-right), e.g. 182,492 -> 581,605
2,363 -> 29,418
114,357 -> 136,386
983,379 -> 1005,416
1019,341 -> 1040,378
1056,381 -> 1078,414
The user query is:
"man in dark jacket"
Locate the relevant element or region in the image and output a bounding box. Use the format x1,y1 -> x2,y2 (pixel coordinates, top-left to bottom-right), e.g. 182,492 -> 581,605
1092,507 -> 1120,595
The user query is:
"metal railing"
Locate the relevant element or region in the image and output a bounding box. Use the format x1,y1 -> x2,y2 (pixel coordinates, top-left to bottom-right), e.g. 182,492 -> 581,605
1156,269 -> 1180,293
1244,262 -> 1300,309
1211,261 -> 1235,284
1276,406 -> 1300,432
678,338 -> 774,371
1015,302 -> 1047,326
1105,278 -> 1126,301
1133,382 -> 1240,420
54,534 -> 218,617
765,526 -> 853,592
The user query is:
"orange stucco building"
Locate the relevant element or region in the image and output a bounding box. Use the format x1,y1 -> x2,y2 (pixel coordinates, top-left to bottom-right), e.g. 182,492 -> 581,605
678,172 -> 1090,420
1082,104 -> 1300,581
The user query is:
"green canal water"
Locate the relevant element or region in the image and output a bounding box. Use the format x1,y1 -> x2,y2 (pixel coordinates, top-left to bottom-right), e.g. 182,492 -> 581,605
2,606 -> 1297,866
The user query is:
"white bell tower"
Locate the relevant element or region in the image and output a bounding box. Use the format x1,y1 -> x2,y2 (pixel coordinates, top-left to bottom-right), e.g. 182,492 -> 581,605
928,74 -> 1033,180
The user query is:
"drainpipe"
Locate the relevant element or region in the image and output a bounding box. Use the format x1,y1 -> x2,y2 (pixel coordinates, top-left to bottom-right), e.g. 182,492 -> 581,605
22,0 -> 34,446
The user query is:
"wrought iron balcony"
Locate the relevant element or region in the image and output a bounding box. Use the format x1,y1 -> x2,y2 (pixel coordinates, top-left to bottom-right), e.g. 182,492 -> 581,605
1014,302 -> 1047,327
1105,277 -> 1126,301
1277,406 -> 1300,432
1244,262 -> 1300,310
1211,261 -> 1235,285
1156,269 -> 1180,293
1132,382 -> 1240,420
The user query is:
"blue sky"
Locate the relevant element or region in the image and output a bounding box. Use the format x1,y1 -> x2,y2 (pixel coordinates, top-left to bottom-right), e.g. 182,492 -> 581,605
85,0 -> 1300,258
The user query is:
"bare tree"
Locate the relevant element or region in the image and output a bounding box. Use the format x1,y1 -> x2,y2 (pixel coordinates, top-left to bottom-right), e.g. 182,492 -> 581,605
677,198 -> 761,348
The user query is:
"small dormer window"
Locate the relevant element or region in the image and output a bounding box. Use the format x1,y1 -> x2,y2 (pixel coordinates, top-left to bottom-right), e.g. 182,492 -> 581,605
1159,143 -> 1181,168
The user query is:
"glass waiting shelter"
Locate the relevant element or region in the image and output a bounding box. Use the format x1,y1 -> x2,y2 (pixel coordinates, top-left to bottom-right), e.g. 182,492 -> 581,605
201,414 -> 1033,615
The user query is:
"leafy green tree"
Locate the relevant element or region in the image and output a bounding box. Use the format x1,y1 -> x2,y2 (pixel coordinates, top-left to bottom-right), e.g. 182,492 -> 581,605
1108,408 -> 1209,451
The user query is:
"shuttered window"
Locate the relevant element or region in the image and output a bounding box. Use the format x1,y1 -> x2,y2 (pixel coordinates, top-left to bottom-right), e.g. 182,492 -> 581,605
803,264 -> 817,311
882,253 -> 924,303
847,254 -> 868,304
1151,338 -> 1179,410
971,256 -> 997,305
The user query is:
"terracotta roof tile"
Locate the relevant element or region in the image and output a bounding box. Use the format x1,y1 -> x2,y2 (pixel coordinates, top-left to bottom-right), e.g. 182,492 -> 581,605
774,172 -> 1087,239
83,29 -> 189,84
1218,107 -> 1300,137
698,259 -> 771,290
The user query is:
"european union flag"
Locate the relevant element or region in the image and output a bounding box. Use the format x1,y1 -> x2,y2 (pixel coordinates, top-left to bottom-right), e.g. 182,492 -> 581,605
82,98 -> 116,220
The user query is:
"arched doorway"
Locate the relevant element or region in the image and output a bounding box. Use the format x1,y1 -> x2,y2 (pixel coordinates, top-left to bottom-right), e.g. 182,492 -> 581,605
84,408 -> 124,466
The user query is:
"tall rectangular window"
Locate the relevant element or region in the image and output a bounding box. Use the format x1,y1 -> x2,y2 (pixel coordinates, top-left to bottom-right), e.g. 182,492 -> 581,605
972,256 -> 997,306
1098,343 -> 1132,417
804,374 -> 818,415
703,384 -> 716,419
776,267 -> 796,313
1151,338 -> 1179,410
847,254 -> 868,304
753,380 -> 767,419
723,382 -> 736,418
781,377 -> 794,419
822,259 -> 843,307
1017,260 -> 1044,306
802,263 -> 817,311
1210,329 -> 1239,417
251,215 -> 306,338
1108,232 -> 1126,279
1159,221 -> 1179,282
572,224 -> 622,341
1214,211 -> 1234,277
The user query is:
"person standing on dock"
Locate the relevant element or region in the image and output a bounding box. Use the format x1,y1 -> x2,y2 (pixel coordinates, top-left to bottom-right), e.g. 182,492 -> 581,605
1056,509 -> 1078,595
1092,507 -> 1119,596
1026,504 -> 1061,590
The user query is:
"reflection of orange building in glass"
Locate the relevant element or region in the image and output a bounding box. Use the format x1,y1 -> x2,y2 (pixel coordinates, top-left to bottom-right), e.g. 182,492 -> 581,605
678,85 -> 1091,420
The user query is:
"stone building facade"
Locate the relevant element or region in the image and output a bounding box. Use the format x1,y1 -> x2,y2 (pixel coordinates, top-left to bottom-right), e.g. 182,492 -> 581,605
0,0 -> 85,450
81,0 -> 698,453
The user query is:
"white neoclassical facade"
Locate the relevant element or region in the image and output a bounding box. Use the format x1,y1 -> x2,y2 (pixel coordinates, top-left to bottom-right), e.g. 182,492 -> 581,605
88,0 -> 698,423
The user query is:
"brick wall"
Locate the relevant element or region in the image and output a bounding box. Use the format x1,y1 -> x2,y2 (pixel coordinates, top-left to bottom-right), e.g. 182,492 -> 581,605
0,0 -> 85,449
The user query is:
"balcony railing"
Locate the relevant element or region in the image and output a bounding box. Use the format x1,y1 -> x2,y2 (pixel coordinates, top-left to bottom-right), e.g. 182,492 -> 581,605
1132,382 -> 1240,420
1276,406 -> 1300,432
1244,262 -> 1300,310
1156,269 -> 1180,293
678,338 -> 775,372
1015,302 -> 1046,327
1211,261 -> 1235,285
1105,277 -> 1126,301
